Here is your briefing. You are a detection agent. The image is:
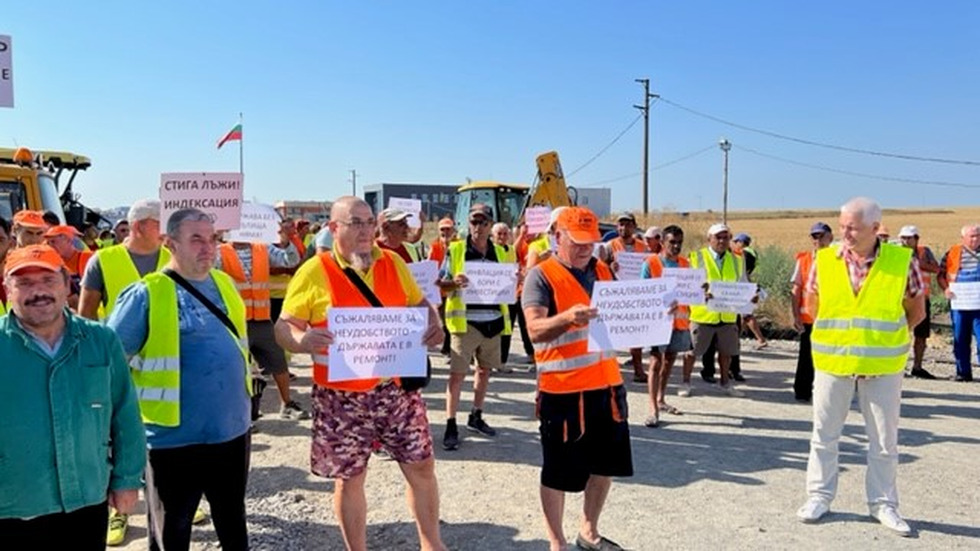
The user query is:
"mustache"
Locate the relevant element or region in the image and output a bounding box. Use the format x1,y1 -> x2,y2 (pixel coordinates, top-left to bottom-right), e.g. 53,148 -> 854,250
25,295 -> 56,306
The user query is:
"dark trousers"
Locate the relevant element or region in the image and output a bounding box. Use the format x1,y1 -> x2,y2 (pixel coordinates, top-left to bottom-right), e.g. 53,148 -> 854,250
146,433 -> 251,551
951,309 -> 980,380
700,340 -> 741,378
793,323 -> 814,400
0,501 -> 108,550
501,303 -> 536,364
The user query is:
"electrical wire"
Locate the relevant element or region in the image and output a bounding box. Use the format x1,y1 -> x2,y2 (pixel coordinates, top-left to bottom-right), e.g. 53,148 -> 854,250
567,114 -> 643,178
579,144 -> 715,187
659,97 -> 980,167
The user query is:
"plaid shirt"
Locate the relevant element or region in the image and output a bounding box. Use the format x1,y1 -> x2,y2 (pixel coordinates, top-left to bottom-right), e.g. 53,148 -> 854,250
807,241 -> 923,299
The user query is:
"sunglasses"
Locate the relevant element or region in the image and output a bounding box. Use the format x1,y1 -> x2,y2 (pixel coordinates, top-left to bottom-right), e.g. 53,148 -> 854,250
469,219 -> 490,227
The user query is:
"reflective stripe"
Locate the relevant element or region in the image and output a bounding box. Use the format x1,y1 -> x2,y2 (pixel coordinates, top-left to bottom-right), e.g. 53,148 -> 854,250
138,387 -> 180,402
533,327 -> 589,351
812,342 -> 910,358
312,353 -> 329,365
130,356 -> 180,372
814,317 -> 907,332
268,282 -> 289,290
537,351 -> 612,373
445,307 -> 467,318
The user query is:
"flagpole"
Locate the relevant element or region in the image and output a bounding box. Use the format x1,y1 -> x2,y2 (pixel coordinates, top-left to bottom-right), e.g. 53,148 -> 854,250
238,112 -> 244,175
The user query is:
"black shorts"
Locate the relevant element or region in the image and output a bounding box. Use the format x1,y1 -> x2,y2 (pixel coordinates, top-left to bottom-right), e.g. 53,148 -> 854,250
248,320 -> 289,375
538,385 -> 634,492
913,299 -> 931,339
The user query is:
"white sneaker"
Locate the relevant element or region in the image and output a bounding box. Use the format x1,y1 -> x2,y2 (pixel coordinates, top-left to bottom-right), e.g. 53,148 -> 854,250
677,383 -> 692,397
796,497 -> 830,523
722,382 -> 745,397
870,504 -> 912,536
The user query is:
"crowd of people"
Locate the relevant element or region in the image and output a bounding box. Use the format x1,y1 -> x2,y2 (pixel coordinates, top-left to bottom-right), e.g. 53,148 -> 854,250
1,194 -> 978,550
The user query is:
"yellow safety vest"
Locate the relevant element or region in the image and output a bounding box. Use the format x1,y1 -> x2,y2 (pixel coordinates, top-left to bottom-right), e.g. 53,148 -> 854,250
811,243 -> 912,376
688,247 -> 744,324
444,240 -> 512,335
129,270 -> 252,427
0,301 -> 6,316
98,244 -> 171,318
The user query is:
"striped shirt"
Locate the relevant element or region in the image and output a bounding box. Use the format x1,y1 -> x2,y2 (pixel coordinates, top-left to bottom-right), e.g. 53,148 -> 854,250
939,245 -> 980,283
807,242 -> 923,299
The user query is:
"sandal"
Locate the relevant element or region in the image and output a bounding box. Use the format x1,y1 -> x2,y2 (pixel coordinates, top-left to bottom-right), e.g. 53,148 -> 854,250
575,534 -> 624,550
644,414 -> 659,428
659,403 -> 682,415
755,342 -> 769,350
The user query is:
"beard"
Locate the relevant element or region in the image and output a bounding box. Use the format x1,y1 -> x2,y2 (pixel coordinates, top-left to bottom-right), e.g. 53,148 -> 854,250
350,252 -> 374,271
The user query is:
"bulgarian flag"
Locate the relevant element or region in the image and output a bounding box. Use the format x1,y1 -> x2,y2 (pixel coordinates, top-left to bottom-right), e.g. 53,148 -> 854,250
217,123 -> 242,149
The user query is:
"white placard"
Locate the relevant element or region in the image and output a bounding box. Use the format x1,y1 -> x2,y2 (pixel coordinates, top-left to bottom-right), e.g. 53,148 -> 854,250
661,267 -> 706,305
949,282 -> 980,310
327,307 -> 428,381
525,206 -> 551,234
0,35 -> 12,108
388,197 -> 422,229
160,172 -> 244,231
588,279 -> 676,351
460,261 -> 518,305
706,281 -> 759,314
408,260 -> 441,305
225,203 -> 281,243
615,251 -> 649,281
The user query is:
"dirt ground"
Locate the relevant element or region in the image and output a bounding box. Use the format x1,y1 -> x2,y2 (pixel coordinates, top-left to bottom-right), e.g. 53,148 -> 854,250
114,337 -> 980,550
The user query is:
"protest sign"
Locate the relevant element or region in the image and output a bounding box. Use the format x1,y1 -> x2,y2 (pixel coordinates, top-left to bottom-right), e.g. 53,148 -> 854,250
388,197 -> 423,229
327,307 -> 428,382
525,206 -> 552,234
950,282 -> 980,310
588,279 -> 676,351
661,267 -> 706,305
160,172 -> 243,231
408,260 -> 441,305
460,261 -> 518,305
0,35 -> 12,108
225,203 -> 281,243
615,251 -> 649,280
706,281 -> 759,314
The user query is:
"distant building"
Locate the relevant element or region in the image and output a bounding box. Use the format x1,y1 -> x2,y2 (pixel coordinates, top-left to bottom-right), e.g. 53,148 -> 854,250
363,183 -> 459,220
275,200 -> 332,223
573,187 -> 611,217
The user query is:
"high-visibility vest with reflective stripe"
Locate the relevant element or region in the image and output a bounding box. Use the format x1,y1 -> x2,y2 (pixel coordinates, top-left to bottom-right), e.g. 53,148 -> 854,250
943,244 -> 973,283
688,248 -> 743,324
444,240 -> 512,336
430,239 -> 448,268
98,244 -> 171,318
795,250 -> 816,324
811,243 -> 911,376
0,301 -> 6,316
534,257 -> 622,393
131,270 -> 251,427
311,250 -> 408,392
645,255 -> 691,330
218,243 -> 272,321
608,237 -> 647,254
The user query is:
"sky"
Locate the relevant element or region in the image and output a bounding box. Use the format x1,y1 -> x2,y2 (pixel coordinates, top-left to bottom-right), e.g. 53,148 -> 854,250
3,1 -> 980,213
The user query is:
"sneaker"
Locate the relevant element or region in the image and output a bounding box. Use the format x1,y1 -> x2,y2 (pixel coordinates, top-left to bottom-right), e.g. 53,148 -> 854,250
574,534 -> 624,550
467,410 -> 497,436
106,510 -> 128,546
908,368 -> 937,380
192,506 -> 208,525
677,383 -> 692,397
870,504 -> 911,536
280,400 -> 310,420
722,383 -> 745,397
443,419 -> 460,450
796,497 -> 830,523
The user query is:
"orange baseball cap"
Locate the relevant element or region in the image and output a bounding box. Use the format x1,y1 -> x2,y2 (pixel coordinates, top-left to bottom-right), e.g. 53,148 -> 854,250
44,225 -> 82,239
13,210 -> 46,228
3,244 -> 66,277
438,218 -> 455,229
556,207 -> 600,244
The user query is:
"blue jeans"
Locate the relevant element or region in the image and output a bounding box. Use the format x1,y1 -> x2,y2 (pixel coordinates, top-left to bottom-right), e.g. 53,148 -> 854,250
951,309 -> 980,380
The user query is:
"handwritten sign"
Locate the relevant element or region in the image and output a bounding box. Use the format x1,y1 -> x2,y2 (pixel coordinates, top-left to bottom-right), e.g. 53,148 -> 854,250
706,281 -> 759,314
460,262 -> 518,305
615,251 -> 649,281
588,279 -> 676,351
525,206 -> 551,234
327,307 -> 428,381
661,267 -> 706,305
388,197 -> 422,229
408,260 -> 441,305
0,35 -> 12,108
949,282 -> 980,310
225,203 -> 281,243
160,172 -> 243,231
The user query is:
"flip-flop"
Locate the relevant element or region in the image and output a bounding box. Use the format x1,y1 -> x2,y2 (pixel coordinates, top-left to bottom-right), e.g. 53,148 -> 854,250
644,415 -> 659,428
659,403 -> 683,415
575,534 -> 625,550
756,342 -> 769,350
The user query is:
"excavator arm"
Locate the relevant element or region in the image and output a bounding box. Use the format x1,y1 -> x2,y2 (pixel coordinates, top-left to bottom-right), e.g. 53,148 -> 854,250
526,151 -> 574,210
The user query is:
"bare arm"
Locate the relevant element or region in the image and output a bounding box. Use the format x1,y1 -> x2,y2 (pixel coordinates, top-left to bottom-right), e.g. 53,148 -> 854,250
523,304 -> 597,344
417,297 -> 445,347
904,293 -> 926,330
78,287 -> 103,320
274,314 -> 333,353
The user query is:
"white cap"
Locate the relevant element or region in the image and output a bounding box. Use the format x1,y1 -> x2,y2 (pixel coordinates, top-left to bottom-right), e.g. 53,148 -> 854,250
898,225 -> 919,238
127,198 -> 162,223
644,226 -> 662,239
314,227 -> 333,249
547,206 -> 568,231
707,223 -> 730,237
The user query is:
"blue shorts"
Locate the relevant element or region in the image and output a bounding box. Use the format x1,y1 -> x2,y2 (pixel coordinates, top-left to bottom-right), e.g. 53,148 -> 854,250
652,329 -> 693,355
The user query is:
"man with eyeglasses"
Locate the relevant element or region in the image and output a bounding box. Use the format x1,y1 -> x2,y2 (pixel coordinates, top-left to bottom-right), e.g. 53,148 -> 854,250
791,222 -> 834,402
437,203 -> 513,451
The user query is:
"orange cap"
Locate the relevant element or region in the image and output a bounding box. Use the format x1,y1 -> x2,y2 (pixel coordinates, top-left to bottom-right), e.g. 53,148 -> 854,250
3,244 -> 66,277
556,207 -> 600,244
44,225 -> 82,239
13,210 -> 46,229
438,218 -> 455,229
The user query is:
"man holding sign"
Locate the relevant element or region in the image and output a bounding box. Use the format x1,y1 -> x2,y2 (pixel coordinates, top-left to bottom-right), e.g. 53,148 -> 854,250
274,197 -> 446,551
600,212 -> 649,383
523,207 -> 632,551
938,224 -> 980,382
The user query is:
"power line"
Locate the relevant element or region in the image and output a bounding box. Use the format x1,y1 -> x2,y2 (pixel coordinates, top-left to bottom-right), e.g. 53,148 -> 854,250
733,144 -> 980,189
580,144 -> 715,187
659,97 -> 980,167
567,114 -> 643,178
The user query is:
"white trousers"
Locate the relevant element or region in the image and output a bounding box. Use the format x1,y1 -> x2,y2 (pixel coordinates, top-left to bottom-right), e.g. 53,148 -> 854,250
805,370 -> 902,508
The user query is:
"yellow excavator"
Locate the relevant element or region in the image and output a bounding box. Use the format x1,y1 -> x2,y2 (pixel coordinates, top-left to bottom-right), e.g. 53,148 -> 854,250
0,146 -> 104,229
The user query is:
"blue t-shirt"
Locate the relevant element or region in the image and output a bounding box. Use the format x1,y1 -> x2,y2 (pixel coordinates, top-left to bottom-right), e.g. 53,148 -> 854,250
640,255 -> 681,278
107,276 -> 250,449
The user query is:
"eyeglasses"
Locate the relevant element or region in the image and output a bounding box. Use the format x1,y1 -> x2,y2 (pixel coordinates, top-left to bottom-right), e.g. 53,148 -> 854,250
469,219 -> 490,227
337,218 -> 376,230
811,232 -> 825,239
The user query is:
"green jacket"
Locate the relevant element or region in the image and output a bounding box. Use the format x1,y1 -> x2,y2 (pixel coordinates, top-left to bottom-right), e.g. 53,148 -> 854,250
0,311 -> 146,519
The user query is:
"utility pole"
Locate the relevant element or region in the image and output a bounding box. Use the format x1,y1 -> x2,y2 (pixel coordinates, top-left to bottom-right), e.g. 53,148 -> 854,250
719,138 -> 732,225
349,169 -> 357,196
634,78 -> 658,216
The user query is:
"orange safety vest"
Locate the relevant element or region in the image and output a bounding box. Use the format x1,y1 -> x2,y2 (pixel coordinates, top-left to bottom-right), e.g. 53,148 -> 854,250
311,251 -> 408,392
67,249 -> 93,277
218,243 -> 272,321
795,251 -> 816,324
534,257 -> 623,394
915,246 -> 933,290
945,244 -> 965,283
608,237 -> 647,254
645,255 -> 691,330
429,239 -> 447,268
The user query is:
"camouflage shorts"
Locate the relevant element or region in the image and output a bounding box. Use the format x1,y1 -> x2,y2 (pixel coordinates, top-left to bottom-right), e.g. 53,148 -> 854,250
310,382 -> 433,479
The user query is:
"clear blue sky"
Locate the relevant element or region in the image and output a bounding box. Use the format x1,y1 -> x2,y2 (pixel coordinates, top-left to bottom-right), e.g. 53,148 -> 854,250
4,1 -> 979,213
